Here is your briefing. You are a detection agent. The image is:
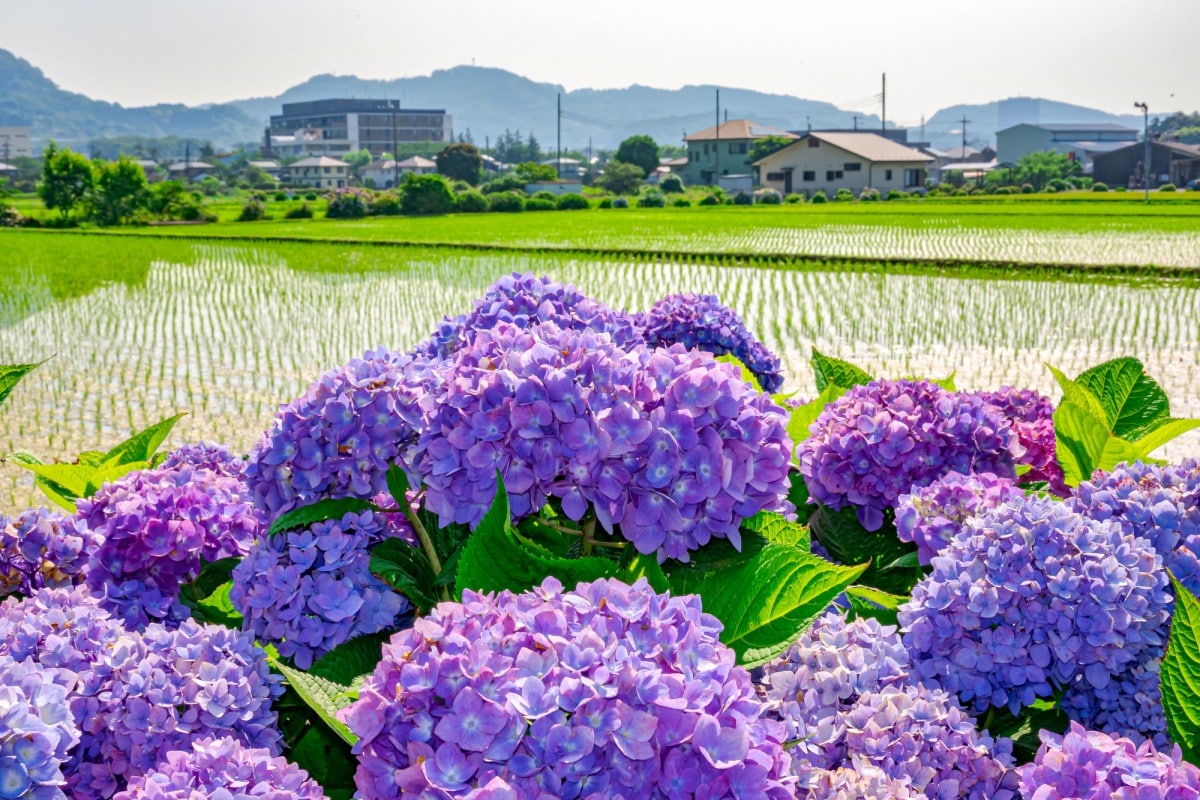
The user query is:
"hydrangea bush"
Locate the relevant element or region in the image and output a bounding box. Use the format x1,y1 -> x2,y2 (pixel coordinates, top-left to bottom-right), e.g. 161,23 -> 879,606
341,577 -> 796,799
894,471 -> 1025,564
0,507 -> 99,598
0,655 -> 80,800
973,386 -> 1066,494
798,379 -> 1021,531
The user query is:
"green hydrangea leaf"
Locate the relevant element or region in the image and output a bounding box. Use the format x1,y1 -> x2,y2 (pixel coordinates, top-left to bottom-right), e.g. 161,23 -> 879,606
1161,572 -> 1200,765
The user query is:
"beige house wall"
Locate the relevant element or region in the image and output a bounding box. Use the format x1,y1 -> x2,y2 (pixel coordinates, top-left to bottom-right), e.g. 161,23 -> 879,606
756,141 -> 927,197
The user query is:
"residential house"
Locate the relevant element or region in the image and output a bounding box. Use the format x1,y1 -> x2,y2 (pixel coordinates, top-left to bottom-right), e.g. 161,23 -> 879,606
0,162 -> 16,179
133,159 -> 165,183
541,157 -> 584,179
267,99 -> 451,158
0,125 -> 33,159
247,160 -> 284,180
362,156 -> 438,188
397,156 -> 437,175
753,132 -> 933,197
996,123 -> 1138,173
680,120 -> 798,186
166,160 -> 215,182
1092,140 -> 1200,189
286,156 -> 350,189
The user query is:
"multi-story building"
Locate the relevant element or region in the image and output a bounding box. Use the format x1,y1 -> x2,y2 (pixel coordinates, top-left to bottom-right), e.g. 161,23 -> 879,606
679,120 -> 797,186
266,99 -> 451,159
996,123 -> 1138,173
285,156 -> 350,189
0,125 -> 33,160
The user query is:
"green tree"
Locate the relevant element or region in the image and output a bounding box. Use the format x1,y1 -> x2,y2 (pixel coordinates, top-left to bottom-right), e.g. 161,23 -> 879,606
615,135 -> 660,180
595,160 -> 645,195
436,143 -> 483,185
749,136 -> 795,164
243,163 -> 277,189
1015,150 -> 1082,191
90,156 -> 150,225
515,162 -> 558,183
342,148 -> 373,183
39,141 -> 94,220
399,173 -> 456,215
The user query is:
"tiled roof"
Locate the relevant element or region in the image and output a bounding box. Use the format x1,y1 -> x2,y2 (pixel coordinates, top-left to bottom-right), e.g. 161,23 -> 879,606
686,119 -> 798,142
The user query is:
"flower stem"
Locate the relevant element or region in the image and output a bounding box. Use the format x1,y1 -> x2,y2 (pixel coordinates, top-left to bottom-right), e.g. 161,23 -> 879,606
402,494 -> 450,603
581,517 -> 597,557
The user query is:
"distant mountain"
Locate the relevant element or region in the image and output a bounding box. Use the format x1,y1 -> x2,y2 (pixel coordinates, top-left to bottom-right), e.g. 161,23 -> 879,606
0,49 -> 262,150
0,48 -> 1156,155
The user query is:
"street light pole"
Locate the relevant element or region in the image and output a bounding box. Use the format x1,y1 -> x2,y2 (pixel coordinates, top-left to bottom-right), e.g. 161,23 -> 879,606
1134,101 -> 1150,202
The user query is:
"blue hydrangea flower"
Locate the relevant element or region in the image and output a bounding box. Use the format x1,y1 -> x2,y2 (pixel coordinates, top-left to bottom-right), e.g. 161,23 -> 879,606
894,471 -> 1025,564
798,380 -> 1021,531
1017,722 -> 1200,798
111,736 -> 327,800
231,510 -> 414,669
79,459 -> 262,630
637,292 -> 784,393
0,507 -> 100,598
0,655 -> 80,800
244,347 -> 436,520
899,494 -> 1171,715
341,577 -> 795,800
160,441 -> 246,478
760,613 -> 1013,800
973,386 -> 1066,494
411,321 -> 792,561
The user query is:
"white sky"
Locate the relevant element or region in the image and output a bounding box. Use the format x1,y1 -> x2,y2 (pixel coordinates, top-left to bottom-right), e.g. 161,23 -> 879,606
3,0 -> 1199,125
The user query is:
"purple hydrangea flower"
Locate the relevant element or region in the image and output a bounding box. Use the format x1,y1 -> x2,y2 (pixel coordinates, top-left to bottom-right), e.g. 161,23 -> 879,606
160,441 -> 246,478
411,321 -> 792,561
0,655 -> 80,800
244,347 -> 436,520
231,510 -> 414,669
79,459 -> 262,630
1017,722 -> 1200,798
973,386 -> 1067,494
112,736 -> 327,800
0,507 -> 100,598
760,613 -> 1013,799
638,292 -> 784,394
1059,459 -> 1200,745
800,759 -> 920,799
798,380 -> 1021,531
899,494 -> 1171,715
894,471 -> 1026,564
341,577 -> 795,800
0,586 -> 124,688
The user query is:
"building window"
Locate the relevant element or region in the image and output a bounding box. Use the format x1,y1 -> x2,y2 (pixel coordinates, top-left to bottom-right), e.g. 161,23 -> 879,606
808,138 -> 820,147
826,170 -> 835,181
730,142 -> 747,155
885,169 -> 893,181
844,162 -> 862,172
904,168 -> 922,187
802,171 -> 815,181
766,172 -> 786,181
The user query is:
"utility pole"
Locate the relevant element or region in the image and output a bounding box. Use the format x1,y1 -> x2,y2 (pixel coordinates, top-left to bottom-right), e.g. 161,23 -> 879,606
853,116 -> 860,131
392,101 -> 399,189
806,115 -> 811,132
1135,101 -> 1150,200
715,89 -> 720,185
881,73 -> 886,134
556,93 -> 562,178
960,115 -> 970,157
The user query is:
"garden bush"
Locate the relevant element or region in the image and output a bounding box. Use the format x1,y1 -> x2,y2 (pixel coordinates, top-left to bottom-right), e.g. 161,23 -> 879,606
1116,185 -> 1127,192
697,193 -> 722,206
926,188 -> 941,197
611,196 -> 629,208
455,189 -> 490,213
756,188 -> 783,204
672,197 -> 691,207
523,196 -> 556,211
1160,183 -> 1177,192
885,189 -> 906,200
480,173 -> 525,194
273,191 -> 287,202
733,191 -> 754,205
555,192 -> 589,210
325,188 -> 370,219
859,187 -> 881,201
1092,182 -> 1109,192
835,188 -> 854,201
304,192 -> 317,201
1045,185 -> 1059,194
637,190 -> 666,208
597,197 -> 613,208
284,202 -> 313,219
368,191 -> 402,216
400,173 -> 456,215
487,191 -> 524,212
531,190 -> 557,203
658,173 -> 685,193
811,189 -> 828,203
237,198 -> 267,222
1021,183 -> 1035,193
784,193 -> 804,204
1046,178 -> 1068,192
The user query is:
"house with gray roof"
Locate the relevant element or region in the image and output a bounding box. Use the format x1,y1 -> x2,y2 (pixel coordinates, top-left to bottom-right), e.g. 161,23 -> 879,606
752,132 -> 932,197
996,123 -> 1138,172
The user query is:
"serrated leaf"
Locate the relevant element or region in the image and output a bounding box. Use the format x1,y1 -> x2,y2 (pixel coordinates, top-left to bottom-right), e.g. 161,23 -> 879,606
1163,572 -> 1200,765
1053,401 -> 1146,487
270,658 -> 359,747
454,476 -> 619,597
269,497 -> 375,536
1046,363 -> 1109,423
182,581 -> 243,629
102,413 -> 186,466
933,372 -> 957,392
190,557 -> 241,600
787,470 -> 813,526
686,545 -> 867,666
287,725 -> 357,799
811,348 -> 872,393
309,631 -> 394,686
0,360 -> 46,407
844,584 -> 906,611
11,461 -> 95,498
808,505 -> 918,594
620,551 -> 670,594
1076,357 -> 1170,439
369,538 -> 438,613
76,450 -> 107,467
845,589 -> 900,627
669,530 -> 767,573
742,510 -> 809,550
717,354 -> 763,393
1132,418 -> 1200,457
787,383 -> 845,457
84,460 -> 150,495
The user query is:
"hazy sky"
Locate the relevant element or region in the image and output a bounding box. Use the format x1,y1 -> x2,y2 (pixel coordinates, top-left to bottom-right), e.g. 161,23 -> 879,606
4,0 -> 1199,124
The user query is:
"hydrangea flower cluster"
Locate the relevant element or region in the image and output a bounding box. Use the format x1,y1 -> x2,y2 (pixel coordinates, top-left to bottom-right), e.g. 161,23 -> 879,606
412,321 -> 792,560
78,460 -> 262,629
1061,658 -> 1168,748
70,619 -> 283,799
800,760 -> 920,800
1017,722 -> 1200,798
637,292 -> 785,393
0,507 -> 100,598
160,441 -> 245,478
112,737 -> 327,800
974,386 -> 1067,494
0,586 -> 124,686
341,577 -> 795,800
899,494 -> 1171,715
416,273 -> 638,361
231,510 -> 414,669
244,347 -> 436,519
760,613 -> 1013,799
0,655 -> 80,800
894,471 -> 1025,564
798,379 -> 1021,531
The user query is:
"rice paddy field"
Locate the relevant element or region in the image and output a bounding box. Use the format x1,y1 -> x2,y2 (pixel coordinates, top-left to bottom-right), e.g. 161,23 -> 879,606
1,224 -> 1198,512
